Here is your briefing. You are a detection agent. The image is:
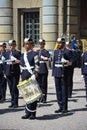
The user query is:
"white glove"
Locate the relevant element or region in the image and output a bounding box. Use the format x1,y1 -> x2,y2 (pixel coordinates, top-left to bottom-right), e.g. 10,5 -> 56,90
1,56 -> 5,61
41,55 -> 48,60
31,74 -> 36,81
10,55 -> 17,61
81,75 -> 84,78
61,57 -> 68,63
4,74 -> 6,78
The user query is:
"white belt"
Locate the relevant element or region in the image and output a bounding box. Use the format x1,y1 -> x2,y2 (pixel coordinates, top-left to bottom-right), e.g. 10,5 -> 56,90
55,64 -> 68,67
20,66 -> 34,70
7,61 -> 16,65
7,62 -> 13,65
84,62 -> 87,65
5,60 -> 15,65
39,61 -> 45,63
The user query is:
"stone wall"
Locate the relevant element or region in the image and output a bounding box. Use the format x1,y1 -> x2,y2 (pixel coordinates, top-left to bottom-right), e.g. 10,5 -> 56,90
66,0 -> 80,38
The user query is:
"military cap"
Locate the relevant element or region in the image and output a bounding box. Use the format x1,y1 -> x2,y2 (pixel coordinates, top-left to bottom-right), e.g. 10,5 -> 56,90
66,41 -> 69,45
39,39 -> 45,45
57,37 -> 65,43
61,38 -> 65,43
0,42 -> 6,46
0,42 -> 4,46
57,38 -> 61,42
9,40 -> 16,45
3,42 -> 6,46
24,38 -> 33,44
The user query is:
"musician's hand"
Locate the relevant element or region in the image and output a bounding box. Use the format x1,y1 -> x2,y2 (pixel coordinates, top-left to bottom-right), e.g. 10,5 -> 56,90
67,61 -> 72,66
15,60 -> 20,64
41,55 -> 48,60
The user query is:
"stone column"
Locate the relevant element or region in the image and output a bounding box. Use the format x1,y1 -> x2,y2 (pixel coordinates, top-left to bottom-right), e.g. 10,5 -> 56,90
66,0 -> 80,38
58,0 -> 64,37
0,0 -> 13,43
13,8 -> 21,50
42,0 -> 58,50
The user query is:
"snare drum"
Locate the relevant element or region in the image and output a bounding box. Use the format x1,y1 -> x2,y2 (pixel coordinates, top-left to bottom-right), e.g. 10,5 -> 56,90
17,78 -> 42,104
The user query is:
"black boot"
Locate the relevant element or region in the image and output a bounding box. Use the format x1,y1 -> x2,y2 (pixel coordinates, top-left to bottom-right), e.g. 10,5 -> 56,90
21,113 -> 31,119
29,112 -> 36,120
55,108 -> 62,113
9,104 -> 14,108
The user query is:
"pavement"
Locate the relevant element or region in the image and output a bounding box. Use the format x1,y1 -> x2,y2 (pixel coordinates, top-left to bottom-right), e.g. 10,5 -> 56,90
0,68 -> 87,130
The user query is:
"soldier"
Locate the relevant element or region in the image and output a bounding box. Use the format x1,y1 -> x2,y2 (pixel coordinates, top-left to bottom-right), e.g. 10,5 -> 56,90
81,50 -> 87,107
52,38 -> 73,113
0,42 -> 5,102
74,40 -> 82,68
37,39 -> 51,103
65,41 -> 75,98
21,38 -> 39,119
0,42 -> 7,101
4,40 -> 21,108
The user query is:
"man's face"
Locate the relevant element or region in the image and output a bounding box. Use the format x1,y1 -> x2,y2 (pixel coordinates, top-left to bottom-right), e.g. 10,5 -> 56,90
58,42 -> 64,49
24,43 -> 32,51
0,46 -> 3,51
39,43 -> 45,49
9,44 -> 16,51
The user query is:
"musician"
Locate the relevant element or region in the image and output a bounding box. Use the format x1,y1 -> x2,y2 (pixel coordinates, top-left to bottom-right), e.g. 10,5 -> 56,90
4,40 -> 21,108
21,38 -> 39,120
0,42 -> 7,102
37,39 -> 51,103
65,41 -> 75,98
52,38 -> 73,113
81,50 -> 87,107
0,42 -> 5,102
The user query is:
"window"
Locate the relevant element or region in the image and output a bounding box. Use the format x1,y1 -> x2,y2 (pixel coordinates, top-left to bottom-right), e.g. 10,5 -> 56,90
24,12 -> 39,45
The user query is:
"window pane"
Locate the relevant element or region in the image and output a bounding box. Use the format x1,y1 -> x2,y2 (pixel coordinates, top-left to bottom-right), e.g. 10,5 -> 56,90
24,12 -> 39,44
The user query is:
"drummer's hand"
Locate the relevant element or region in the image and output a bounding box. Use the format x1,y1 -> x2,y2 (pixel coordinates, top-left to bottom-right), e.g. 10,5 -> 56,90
31,74 -> 36,80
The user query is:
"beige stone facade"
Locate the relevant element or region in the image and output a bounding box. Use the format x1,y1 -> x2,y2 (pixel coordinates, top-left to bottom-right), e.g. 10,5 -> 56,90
0,0 -> 87,50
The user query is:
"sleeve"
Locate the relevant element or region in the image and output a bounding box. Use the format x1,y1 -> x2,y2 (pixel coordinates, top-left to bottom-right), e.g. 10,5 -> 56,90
34,53 -> 40,74
42,49 -> 50,58
52,51 -> 55,76
17,51 -> 21,60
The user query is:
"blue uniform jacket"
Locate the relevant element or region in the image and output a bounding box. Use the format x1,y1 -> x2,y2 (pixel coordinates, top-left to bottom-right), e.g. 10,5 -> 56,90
0,53 -> 3,75
52,48 -> 73,77
37,49 -> 50,74
4,49 -> 21,76
82,52 -> 87,75
21,50 -> 39,81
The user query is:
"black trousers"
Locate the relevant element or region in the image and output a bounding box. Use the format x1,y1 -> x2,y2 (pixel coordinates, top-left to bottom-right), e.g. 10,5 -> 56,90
84,75 -> 87,101
38,73 -> 48,102
1,77 -> 7,100
0,75 -> 7,100
67,67 -> 74,97
25,101 -> 37,116
54,76 -> 68,110
7,74 -> 20,105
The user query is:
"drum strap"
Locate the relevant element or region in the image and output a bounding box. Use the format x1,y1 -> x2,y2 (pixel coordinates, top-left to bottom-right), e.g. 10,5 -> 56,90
24,52 -> 33,75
